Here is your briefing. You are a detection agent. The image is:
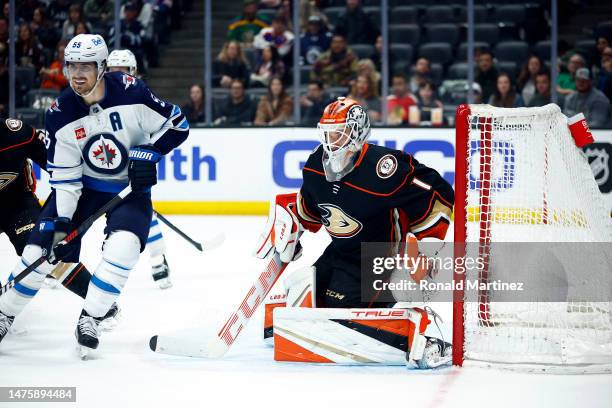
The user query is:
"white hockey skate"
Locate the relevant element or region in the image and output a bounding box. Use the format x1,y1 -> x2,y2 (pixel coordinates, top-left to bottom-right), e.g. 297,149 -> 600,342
151,256 -> 172,289
0,310 -> 15,344
98,303 -> 121,332
75,310 -> 102,360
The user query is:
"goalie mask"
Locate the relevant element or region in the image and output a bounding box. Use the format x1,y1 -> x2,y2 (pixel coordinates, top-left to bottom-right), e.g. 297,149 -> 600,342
318,97 -> 371,182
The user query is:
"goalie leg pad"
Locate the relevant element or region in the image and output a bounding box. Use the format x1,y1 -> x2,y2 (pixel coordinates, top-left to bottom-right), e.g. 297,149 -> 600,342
264,266 -> 315,345
273,307 -> 431,365
0,245 -> 53,317
83,231 -> 139,318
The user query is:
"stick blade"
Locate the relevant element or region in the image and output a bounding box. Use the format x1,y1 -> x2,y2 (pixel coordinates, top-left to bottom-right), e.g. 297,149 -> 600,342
149,329 -> 224,358
201,232 -> 225,252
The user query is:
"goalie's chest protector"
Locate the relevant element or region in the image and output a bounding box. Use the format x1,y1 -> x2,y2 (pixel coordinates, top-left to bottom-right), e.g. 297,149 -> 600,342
301,144 -> 415,256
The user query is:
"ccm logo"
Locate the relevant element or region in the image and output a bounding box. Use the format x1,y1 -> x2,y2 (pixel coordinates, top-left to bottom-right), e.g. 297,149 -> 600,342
351,310 -> 406,318
130,151 -> 154,160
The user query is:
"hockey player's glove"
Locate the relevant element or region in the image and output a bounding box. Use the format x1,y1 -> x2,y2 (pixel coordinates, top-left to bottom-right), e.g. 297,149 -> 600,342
255,194 -> 304,263
128,145 -> 162,193
39,217 -> 75,264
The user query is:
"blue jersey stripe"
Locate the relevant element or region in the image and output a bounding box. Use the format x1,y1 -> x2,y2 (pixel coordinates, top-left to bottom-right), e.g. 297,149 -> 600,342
91,274 -> 121,294
147,233 -> 163,243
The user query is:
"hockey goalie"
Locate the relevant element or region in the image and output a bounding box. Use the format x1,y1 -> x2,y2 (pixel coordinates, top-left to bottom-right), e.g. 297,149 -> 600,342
255,97 -> 455,368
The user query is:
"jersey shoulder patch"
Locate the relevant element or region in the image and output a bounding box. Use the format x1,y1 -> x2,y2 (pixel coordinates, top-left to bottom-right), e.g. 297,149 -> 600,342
344,144 -> 414,196
0,119 -> 34,152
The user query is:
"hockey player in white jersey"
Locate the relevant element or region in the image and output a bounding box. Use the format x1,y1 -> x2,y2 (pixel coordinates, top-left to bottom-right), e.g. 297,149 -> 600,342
0,34 -> 189,357
107,48 -> 172,289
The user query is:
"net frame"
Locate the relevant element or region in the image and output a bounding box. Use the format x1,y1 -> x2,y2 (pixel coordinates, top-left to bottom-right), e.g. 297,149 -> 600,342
452,104 -> 612,373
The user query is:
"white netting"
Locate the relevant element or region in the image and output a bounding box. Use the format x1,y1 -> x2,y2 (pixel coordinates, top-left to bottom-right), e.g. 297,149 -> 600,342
459,104 -> 612,372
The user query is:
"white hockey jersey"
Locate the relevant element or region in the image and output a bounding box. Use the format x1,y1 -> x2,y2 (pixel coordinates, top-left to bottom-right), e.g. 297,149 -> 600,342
44,71 -> 189,218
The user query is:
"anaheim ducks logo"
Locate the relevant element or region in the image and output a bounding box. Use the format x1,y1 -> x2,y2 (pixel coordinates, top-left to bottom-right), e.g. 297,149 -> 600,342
0,172 -> 18,192
318,204 -> 363,238
376,154 -> 398,179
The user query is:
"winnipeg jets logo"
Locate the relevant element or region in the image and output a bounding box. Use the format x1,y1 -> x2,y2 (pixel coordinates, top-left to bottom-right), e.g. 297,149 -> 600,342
123,74 -> 136,90
82,133 -> 128,175
92,136 -> 118,167
318,204 -> 363,238
48,99 -> 60,112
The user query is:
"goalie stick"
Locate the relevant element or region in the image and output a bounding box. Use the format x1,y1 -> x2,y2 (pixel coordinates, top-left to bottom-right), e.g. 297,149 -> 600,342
149,252 -> 288,358
0,186 -> 132,297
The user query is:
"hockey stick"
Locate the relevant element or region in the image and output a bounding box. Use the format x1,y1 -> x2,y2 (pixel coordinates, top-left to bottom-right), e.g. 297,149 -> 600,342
0,186 -> 132,297
149,252 -> 288,358
153,211 -> 215,252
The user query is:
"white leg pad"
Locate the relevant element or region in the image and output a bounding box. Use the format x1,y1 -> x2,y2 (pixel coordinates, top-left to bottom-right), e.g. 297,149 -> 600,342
84,231 -> 140,318
0,245 -> 53,317
283,266 -> 316,308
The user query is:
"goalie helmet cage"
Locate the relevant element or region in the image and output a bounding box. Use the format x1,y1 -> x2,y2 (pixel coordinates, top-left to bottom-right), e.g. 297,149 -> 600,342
452,104 -> 612,373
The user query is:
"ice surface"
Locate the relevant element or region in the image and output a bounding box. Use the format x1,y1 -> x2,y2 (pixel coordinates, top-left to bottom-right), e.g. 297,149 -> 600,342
1,216 -> 610,408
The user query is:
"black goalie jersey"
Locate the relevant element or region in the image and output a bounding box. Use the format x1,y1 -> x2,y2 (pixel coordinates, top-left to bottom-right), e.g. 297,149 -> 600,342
0,118 -> 46,196
296,143 -> 455,262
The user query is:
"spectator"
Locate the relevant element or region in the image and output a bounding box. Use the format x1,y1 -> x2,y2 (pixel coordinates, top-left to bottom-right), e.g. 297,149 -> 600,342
84,0 -> 114,25
334,0 -> 379,45
109,2 -> 145,72
0,17 -> 8,50
597,46 -> 612,102
370,35 -> 395,74
416,80 -> 444,123
354,58 -> 380,92
410,57 -> 433,94
469,82 -> 483,104
18,0 -> 41,22
227,0 -> 270,47
557,53 -> 585,96
517,55 -> 543,106
528,71 -> 553,107
596,36 -> 610,66
47,0 -> 71,29
40,41 -> 68,91
260,0 -> 282,8
250,45 -> 285,87
214,41 -> 250,88
62,4 -> 92,40
564,68 -> 611,128
30,8 -> 58,51
488,73 -> 524,108
253,15 -> 294,58
16,23 -> 44,72
255,76 -> 293,125
311,34 -> 358,88
476,50 -> 499,103
386,73 -> 416,125
348,74 -> 381,122
299,0 -> 329,32
75,21 -> 91,36
0,49 -> 7,118
301,80 -> 330,125
182,84 -> 205,124
300,15 -> 331,65
214,79 -> 258,126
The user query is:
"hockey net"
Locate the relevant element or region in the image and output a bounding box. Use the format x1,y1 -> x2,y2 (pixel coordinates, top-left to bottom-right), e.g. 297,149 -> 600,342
452,104 -> 612,372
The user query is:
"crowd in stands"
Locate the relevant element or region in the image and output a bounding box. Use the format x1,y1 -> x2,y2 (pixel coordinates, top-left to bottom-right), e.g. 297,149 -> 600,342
2,0 -> 187,120
4,0 -> 612,128
201,0 -> 612,127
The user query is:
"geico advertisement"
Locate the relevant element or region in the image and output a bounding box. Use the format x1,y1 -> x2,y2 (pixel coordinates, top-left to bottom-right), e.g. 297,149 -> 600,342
32,128 -> 612,213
